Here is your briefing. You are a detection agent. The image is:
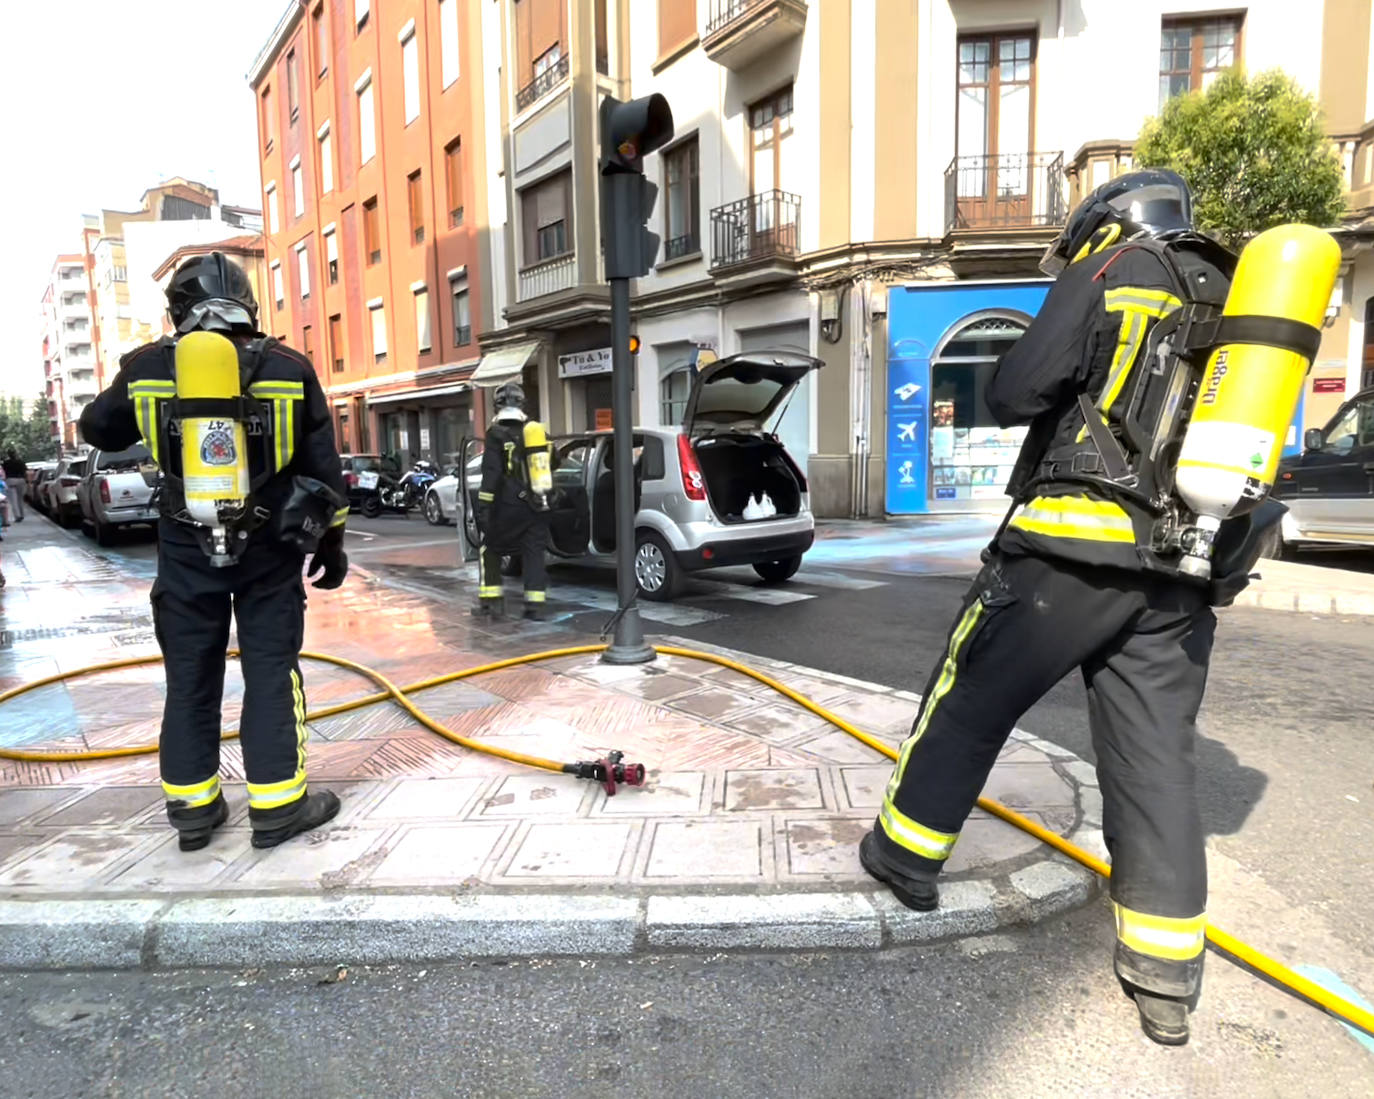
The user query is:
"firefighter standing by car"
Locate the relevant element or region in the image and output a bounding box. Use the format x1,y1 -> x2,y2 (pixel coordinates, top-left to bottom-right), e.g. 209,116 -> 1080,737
859,170 -> 1338,1046
472,381 -> 555,621
79,252 -> 350,853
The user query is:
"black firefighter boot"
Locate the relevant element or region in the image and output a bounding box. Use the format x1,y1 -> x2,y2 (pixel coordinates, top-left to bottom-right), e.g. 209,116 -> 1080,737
168,793 -> 230,852
470,597 -> 507,621
1117,943 -> 1203,1046
859,829 -> 939,912
249,790 -> 342,850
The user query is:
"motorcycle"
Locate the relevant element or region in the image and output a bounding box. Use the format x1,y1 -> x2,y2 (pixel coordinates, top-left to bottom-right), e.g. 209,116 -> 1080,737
397,459 -> 439,511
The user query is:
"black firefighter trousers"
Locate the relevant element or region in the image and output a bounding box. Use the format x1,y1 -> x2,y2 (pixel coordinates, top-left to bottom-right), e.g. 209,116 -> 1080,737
478,511 -> 550,608
875,550 -> 1216,998
151,538 -> 312,823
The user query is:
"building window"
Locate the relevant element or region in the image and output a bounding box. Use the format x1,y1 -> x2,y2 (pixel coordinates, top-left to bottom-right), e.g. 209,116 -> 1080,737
364,197 -> 381,265
329,313 -> 344,374
314,3 -> 328,79
402,24 -> 421,125
749,85 -> 795,195
369,300 -> 387,363
407,170 -> 425,245
1160,16 -> 1242,108
663,137 -> 699,260
324,227 -> 339,284
521,170 -> 572,266
355,0 -> 369,31
658,0 -> 694,59
414,286 -> 432,352
296,242 -> 310,299
451,280 -> 471,345
445,138 -> 464,226
271,262 -> 284,308
357,71 -> 376,164
291,158 -> 304,216
287,49 -> 299,121
440,0 -> 460,88
302,324 -> 314,365
261,85 -> 274,150
318,122 -> 334,194
660,368 -> 690,425
265,183 -> 279,234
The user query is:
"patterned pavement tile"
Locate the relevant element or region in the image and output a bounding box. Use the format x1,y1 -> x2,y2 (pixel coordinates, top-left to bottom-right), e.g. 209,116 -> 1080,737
33,786 -> 164,828
367,823 -> 510,885
722,768 -> 826,812
0,830 -> 161,890
365,776 -> 491,821
643,819 -> 767,879
502,821 -> 635,879
783,816 -> 872,876
592,771 -> 707,817
0,788 -> 85,827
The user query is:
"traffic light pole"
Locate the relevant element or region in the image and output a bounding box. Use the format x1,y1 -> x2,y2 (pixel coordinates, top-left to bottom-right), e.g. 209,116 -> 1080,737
601,275 -> 654,665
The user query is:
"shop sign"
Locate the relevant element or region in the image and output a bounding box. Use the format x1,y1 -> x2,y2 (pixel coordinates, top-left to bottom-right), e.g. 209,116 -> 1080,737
1312,378 -> 1345,394
558,347 -> 613,378
419,428 -> 431,451
595,408 -> 613,430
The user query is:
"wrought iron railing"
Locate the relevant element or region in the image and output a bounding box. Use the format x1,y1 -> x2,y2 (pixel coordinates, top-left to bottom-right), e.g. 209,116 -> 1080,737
516,54 -> 570,111
517,253 -> 577,302
709,190 -> 801,270
664,233 -> 699,262
944,152 -> 1066,234
706,0 -> 772,36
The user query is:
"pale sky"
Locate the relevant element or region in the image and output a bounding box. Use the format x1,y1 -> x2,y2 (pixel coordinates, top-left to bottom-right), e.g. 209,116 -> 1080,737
0,0 -> 289,400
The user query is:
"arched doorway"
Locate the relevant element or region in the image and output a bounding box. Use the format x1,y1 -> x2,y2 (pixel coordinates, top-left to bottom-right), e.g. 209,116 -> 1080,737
928,311 -> 1032,507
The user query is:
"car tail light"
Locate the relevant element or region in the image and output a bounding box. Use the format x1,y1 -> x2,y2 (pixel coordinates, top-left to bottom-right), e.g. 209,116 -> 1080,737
60,475 -> 80,486
344,471 -> 358,488
677,435 -> 707,501
99,479 -> 111,504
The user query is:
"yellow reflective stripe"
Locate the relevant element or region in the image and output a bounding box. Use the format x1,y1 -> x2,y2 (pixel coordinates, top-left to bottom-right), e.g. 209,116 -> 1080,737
477,491 -> 495,502
248,381 -> 305,396
1114,903 -> 1207,961
1008,494 -> 1136,544
886,598 -> 985,798
525,591 -> 546,603
247,773 -> 306,810
248,670 -> 309,810
878,801 -> 960,861
331,507 -> 349,527
1103,287 -> 1183,314
479,586 -> 504,598
1078,288 -> 1184,441
162,775 -> 220,808
129,381 -> 176,394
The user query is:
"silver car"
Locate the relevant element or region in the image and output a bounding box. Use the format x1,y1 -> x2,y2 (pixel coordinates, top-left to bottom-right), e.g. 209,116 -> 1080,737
439,350 -> 822,600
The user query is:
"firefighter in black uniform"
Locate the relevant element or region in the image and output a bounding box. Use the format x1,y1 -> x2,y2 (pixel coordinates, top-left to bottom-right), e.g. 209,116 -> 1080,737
472,382 -> 554,621
79,253 -> 348,852
859,171 -> 1273,1045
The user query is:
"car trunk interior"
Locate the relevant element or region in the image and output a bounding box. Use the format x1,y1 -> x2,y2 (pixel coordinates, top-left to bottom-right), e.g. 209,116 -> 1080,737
693,435 -> 802,524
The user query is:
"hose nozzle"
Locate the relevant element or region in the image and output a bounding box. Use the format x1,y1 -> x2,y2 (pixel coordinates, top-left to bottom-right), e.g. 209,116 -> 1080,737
565,750 -> 647,796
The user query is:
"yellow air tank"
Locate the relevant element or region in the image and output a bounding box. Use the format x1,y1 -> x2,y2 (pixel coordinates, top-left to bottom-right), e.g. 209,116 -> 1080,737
523,420 -> 553,496
1174,223 -> 1341,576
175,331 -> 250,532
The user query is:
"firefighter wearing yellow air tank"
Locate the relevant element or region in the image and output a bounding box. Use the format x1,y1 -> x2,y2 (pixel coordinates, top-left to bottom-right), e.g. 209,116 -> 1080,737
859,170 -> 1340,1047
79,252 -> 349,853
473,381 -> 555,621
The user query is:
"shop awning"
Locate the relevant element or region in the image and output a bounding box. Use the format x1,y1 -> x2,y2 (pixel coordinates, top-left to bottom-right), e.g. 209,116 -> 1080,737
470,340 -> 541,387
367,382 -> 472,406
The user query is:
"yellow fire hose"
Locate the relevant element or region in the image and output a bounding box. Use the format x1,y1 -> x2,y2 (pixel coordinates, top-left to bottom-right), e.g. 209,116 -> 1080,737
1,643 -> 1371,1040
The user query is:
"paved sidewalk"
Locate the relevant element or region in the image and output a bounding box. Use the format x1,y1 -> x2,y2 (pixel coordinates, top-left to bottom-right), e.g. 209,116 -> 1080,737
0,518 -> 1100,969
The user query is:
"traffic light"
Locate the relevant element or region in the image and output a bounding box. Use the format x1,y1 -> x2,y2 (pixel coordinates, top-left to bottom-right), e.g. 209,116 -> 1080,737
599,94 -> 674,280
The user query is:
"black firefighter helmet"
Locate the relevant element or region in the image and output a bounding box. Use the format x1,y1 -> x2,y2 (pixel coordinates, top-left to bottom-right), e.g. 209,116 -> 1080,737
494,381 -> 526,413
1040,169 -> 1195,277
166,251 -> 259,335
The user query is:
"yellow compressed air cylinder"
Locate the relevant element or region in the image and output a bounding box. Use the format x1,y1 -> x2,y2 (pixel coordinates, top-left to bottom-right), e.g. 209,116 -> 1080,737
1175,224 -> 1341,523
175,331 -> 250,528
523,420 -> 553,495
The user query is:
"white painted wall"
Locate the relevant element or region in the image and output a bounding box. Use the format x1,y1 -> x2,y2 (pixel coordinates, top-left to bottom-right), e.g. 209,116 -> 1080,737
636,305 -> 722,424
918,0 -> 1331,238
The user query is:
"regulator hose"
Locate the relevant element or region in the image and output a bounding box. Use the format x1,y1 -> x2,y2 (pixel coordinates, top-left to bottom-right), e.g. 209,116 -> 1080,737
1,644 -> 1370,1040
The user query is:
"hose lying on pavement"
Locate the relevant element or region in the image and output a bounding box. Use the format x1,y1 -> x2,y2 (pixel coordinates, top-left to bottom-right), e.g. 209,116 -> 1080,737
1,644 -> 1370,1041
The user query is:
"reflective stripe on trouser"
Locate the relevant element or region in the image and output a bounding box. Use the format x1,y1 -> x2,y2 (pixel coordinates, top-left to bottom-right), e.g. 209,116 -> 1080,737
152,539 -> 311,817
1114,904 -> 1206,962
875,551 -> 1214,1000
477,544 -> 503,600
163,774 -> 220,809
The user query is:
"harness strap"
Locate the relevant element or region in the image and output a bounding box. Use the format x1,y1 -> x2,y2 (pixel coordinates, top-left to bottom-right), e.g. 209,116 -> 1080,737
1187,314 -> 1323,362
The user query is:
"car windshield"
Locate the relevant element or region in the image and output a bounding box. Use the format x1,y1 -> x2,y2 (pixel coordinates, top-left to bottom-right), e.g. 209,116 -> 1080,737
97,444 -> 154,470
348,456 -> 385,472
67,460 -> 87,476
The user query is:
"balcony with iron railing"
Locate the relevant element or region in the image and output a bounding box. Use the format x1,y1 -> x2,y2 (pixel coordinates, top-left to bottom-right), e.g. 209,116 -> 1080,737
944,152 -> 1067,236
709,190 -> 802,278
517,252 -> 578,302
702,0 -> 807,70
516,54 -> 571,112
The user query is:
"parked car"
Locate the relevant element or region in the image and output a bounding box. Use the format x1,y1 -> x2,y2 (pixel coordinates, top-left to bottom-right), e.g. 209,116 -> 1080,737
45,456 -> 90,528
77,444 -> 160,545
1267,385 -> 1374,556
340,453 -> 406,517
454,350 -> 822,600
423,452 -> 478,526
25,462 -> 57,503
30,466 -> 59,511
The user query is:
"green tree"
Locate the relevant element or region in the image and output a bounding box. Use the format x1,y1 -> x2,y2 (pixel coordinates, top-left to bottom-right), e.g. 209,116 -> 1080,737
0,395 -> 58,462
1135,69 -> 1347,249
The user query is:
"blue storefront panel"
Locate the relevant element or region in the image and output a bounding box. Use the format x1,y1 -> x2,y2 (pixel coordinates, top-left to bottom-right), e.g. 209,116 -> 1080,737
885,281 -> 1051,515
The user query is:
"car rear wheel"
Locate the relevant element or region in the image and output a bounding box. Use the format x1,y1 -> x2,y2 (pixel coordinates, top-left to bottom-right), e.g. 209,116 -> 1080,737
361,495 -> 382,519
424,492 -> 447,526
634,531 -> 681,601
753,556 -> 803,584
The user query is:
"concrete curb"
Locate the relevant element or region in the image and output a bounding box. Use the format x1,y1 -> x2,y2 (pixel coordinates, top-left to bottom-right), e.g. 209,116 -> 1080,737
0,858 -> 1103,971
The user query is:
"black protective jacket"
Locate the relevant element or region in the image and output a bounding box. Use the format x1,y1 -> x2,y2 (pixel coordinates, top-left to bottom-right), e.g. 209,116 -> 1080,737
79,335 -> 346,551
988,236 -> 1235,574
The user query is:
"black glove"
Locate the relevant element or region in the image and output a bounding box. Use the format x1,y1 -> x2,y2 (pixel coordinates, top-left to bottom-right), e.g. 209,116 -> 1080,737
307,526 -> 349,590
1207,497 -> 1286,607
475,503 -> 493,536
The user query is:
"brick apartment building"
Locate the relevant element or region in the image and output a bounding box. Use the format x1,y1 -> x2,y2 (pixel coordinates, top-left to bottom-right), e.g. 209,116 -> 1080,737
249,0 -> 490,463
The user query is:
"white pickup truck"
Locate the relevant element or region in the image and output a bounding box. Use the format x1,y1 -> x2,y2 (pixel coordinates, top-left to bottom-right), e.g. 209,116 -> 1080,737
78,444 -> 160,545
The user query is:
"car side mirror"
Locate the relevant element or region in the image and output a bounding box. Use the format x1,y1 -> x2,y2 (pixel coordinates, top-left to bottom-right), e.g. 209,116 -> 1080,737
1304,428 -> 1324,452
